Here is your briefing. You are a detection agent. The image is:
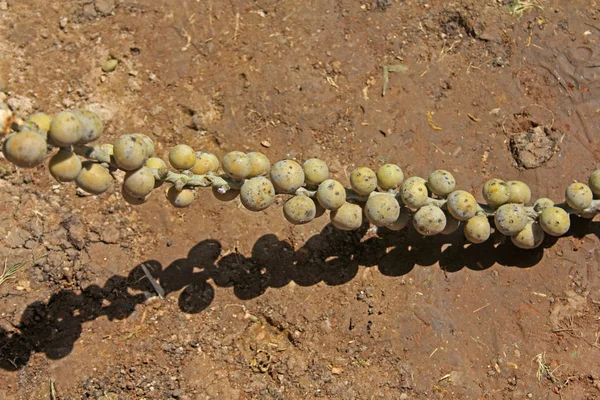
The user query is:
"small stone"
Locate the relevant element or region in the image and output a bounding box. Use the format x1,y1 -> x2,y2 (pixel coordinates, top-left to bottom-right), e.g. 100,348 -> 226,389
102,59 -> 118,73
95,0 -> 116,14
59,17 -> 68,29
24,239 -> 37,249
100,225 -> 120,244
171,389 -> 181,398
261,140 -> 271,148
6,95 -> 34,115
83,3 -> 97,17
85,103 -> 114,122
0,2 -> 8,11
6,227 -> 32,248
149,104 -> 164,116
62,98 -> 74,108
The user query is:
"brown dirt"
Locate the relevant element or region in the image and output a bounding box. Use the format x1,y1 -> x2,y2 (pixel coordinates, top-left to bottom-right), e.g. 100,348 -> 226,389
1,0 -> 600,399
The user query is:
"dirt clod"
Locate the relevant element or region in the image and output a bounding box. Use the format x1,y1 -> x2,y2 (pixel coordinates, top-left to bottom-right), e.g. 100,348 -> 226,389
509,126 -> 556,169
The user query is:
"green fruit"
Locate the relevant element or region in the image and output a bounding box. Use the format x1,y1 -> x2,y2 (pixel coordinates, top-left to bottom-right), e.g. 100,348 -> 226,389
270,159 -> 305,194
113,134 -> 148,171
75,110 -> 104,144
494,203 -> 528,235
169,144 -> 196,170
247,152 -> 271,177
145,157 -> 167,188
98,143 -> 114,156
222,151 -> 252,180
539,207 -> 570,237
376,164 -> 404,190
122,190 -> 150,206
506,181 -> 531,204
441,213 -> 461,235
589,170 -> 600,197
314,198 -> 326,218
75,161 -> 112,195
565,182 -> 593,211
102,59 -> 118,72
0,106 -> 11,134
386,209 -> 411,231
580,210 -> 597,220
167,186 -> 195,208
316,179 -> 346,210
533,197 -> 554,213
190,152 -> 219,175
364,193 -> 400,227
447,190 -> 478,221
464,215 -> 491,244
49,148 -> 82,182
49,111 -> 82,147
303,158 -> 329,186
212,187 -> 239,202
283,195 -> 317,224
26,112 -> 52,133
412,204 -> 446,236
132,134 -> 155,157
145,157 -> 167,174
123,166 -> 155,199
482,179 -> 509,208
330,202 -> 363,231
350,167 -> 377,196
20,121 -> 46,138
240,176 -> 275,211
428,170 -> 456,197
3,131 -> 47,168
400,177 -> 429,209
511,221 -> 545,249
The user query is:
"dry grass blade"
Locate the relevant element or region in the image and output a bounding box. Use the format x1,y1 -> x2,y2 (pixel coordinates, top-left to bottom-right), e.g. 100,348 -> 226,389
533,352 -> 562,386
0,260 -> 28,287
140,263 -> 165,299
50,379 -> 57,400
509,0 -> 544,18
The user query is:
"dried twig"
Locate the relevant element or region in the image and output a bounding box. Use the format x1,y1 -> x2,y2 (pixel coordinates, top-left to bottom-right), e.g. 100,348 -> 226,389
140,263 -> 165,299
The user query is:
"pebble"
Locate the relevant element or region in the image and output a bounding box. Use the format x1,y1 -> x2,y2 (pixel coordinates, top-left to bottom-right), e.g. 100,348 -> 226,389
6,227 -> 32,248
7,95 -> 34,115
24,239 -> 37,249
102,59 -> 119,73
95,0 -> 116,14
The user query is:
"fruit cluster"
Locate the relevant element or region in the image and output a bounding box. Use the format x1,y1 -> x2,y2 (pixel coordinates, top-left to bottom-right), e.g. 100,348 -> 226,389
2,103 -> 599,250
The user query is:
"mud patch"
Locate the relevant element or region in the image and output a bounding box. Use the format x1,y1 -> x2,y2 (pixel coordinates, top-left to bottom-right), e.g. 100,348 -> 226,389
509,125 -> 557,169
